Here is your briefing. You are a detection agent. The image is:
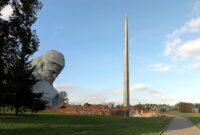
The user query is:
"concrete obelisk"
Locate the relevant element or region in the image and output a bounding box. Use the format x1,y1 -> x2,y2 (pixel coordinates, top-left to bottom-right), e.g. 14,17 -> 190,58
123,16 -> 130,107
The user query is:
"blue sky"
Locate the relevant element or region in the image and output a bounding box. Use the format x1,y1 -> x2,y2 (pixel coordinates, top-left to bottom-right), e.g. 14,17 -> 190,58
2,0 -> 200,105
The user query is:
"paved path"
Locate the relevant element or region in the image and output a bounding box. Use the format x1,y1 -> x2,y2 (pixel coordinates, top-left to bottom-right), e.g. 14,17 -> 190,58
162,117 -> 200,135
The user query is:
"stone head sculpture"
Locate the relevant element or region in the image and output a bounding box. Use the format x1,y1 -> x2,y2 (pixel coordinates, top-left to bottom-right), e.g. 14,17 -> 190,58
32,50 -> 65,107
32,50 -> 65,84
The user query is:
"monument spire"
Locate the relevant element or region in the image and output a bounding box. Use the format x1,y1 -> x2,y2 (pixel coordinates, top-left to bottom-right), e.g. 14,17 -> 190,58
123,16 -> 130,107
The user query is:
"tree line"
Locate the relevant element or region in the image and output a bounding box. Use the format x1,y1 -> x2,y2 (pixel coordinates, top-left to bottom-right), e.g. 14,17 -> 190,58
0,0 -> 46,115
175,102 -> 200,113
133,102 -> 200,113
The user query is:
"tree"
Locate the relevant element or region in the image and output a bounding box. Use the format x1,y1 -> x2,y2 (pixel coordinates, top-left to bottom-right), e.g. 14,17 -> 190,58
194,103 -> 200,109
176,102 -> 192,113
29,92 -> 47,112
134,102 -> 145,109
0,0 -> 9,7
0,0 -> 11,114
0,0 -> 45,115
107,102 -> 115,108
59,91 -> 69,107
11,0 -> 44,115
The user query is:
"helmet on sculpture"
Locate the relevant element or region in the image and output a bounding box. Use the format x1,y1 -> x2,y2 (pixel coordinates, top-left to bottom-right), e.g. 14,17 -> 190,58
44,50 -> 65,68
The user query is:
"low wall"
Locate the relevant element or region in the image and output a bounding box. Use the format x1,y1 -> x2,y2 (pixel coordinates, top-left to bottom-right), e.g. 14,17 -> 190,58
46,105 -> 162,117
47,104 -> 132,116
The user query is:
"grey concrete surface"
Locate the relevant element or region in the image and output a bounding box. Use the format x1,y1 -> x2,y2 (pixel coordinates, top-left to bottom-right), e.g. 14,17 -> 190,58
162,117 -> 200,135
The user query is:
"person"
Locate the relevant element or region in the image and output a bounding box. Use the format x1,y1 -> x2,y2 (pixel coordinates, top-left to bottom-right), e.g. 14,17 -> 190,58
32,50 -> 65,107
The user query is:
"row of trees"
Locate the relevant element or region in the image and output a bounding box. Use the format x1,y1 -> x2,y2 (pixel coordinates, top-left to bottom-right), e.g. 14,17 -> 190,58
133,102 -> 200,113
0,0 -> 46,115
176,102 -> 200,113
134,103 -> 176,112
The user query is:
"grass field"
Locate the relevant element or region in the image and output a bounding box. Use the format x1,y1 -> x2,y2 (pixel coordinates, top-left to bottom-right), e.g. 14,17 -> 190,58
0,112 -> 171,135
165,111 -> 200,129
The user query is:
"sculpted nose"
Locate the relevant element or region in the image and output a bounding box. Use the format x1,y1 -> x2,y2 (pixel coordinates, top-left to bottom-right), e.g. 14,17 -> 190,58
52,73 -> 57,79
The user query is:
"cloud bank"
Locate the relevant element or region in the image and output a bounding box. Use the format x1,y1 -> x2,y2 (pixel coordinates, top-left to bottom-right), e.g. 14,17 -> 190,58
54,83 -> 76,92
150,63 -> 175,73
164,16 -> 200,62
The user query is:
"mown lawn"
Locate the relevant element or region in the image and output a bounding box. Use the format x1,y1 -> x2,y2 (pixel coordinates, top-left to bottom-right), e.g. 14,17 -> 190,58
165,111 -> 200,129
0,112 -> 171,135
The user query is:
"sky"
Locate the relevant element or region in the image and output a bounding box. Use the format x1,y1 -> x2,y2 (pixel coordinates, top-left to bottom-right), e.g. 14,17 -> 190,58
1,0 -> 200,105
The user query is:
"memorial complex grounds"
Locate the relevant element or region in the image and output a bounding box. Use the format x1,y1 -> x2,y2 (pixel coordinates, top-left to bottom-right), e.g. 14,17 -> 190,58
0,112 -> 171,135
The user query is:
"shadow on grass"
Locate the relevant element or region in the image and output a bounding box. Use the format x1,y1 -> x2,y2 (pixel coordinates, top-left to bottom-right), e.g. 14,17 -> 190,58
0,113 -> 171,135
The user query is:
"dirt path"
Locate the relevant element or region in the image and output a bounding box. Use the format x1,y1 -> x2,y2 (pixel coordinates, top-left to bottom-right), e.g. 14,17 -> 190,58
162,117 -> 200,135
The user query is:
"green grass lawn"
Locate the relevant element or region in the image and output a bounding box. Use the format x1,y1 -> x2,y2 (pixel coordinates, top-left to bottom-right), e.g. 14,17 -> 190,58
0,112 -> 171,135
165,111 -> 200,129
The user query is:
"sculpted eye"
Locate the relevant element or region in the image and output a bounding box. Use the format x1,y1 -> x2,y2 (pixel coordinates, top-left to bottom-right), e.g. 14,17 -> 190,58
49,70 -> 55,74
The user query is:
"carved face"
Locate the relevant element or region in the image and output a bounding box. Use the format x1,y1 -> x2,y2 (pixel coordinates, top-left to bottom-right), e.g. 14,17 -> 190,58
42,61 -> 63,83
32,50 -> 65,84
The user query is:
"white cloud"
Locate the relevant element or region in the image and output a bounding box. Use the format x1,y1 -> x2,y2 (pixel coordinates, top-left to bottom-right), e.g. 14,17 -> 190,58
150,63 -> 175,72
68,83 -> 162,105
177,38 -> 200,61
150,62 -> 200,73
131,83 -> 151,91
113,83 -> 161,95
164,14 -> 200,67
69,88 -> 123,105
131,95 -> 177,105
0,5 -> 13,20
180,17 -> 200,33
82,92 -> 107,104
167,16 -> 200,40
163,2 -> 200,72
54,83 -> 76,92
130,83 -> 162,95
182,62 -> 200,71
164,38 -> 182,56
112,88 -> 121,94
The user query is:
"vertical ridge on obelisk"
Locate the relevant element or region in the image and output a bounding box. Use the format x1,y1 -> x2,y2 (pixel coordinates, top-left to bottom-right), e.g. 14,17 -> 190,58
123,16 -> 130,107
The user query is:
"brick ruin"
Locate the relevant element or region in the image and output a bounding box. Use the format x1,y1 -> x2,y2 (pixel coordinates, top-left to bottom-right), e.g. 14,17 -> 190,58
46,103 -> 162,117
47,104 -> 130,116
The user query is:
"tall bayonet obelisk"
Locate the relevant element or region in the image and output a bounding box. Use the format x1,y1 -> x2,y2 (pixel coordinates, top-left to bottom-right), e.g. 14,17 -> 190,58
123,16 -> 130,107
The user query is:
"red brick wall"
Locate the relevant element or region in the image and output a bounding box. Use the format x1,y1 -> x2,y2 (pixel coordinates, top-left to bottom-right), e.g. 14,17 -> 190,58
46,105 -> 132,116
